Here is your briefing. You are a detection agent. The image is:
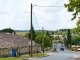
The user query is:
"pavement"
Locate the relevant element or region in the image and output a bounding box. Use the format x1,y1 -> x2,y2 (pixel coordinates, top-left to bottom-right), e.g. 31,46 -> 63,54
72,51 -> 80,60
22,44 -> 80,60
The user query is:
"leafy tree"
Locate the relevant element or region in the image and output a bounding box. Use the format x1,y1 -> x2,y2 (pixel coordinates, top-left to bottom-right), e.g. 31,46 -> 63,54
64,0 -> 80,20
71,35 -> 77,45
76,17 -> 80,32
71,28 -> 77,33
36,30 -> 42,36
54,36 -> 60,40
34,35 -> 52,47
0,28 -> 16,34
28,26 -> 36,40
71,34 -> 80,45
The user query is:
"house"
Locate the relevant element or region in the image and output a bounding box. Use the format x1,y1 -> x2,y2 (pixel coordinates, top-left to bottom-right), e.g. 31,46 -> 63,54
0,33 -> 41,57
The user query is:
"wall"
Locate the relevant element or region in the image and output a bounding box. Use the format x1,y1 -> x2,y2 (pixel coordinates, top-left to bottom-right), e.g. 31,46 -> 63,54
0,46 -> 41,57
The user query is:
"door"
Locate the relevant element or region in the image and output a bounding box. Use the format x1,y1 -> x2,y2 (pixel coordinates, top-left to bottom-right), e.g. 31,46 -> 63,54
12,49 -> 16,57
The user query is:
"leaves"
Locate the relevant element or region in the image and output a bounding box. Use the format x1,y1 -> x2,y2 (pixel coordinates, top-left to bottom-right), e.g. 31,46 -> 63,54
34,35 -> 52,47
64,0 -> 80,20
27,25 -> 36,40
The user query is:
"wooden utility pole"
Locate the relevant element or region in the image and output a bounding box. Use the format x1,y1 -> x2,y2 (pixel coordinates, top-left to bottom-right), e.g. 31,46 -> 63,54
42,27 -> 44,53
31,3 -> 33,57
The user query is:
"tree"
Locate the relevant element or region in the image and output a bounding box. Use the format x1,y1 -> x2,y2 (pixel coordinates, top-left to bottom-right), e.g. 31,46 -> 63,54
34,35 -> 52,48
36,30 -> 42,36
67,29 -> 71,44
64,0 -> 80,20
76,17 -> 80,32
0,28 -> 16,34
46,31 -> 51,38
54,36 -> 60,40
28,25 -> 36,40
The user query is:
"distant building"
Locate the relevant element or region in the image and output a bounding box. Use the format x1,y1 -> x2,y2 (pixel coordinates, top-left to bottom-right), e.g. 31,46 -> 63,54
52,40 -> 64,43
0,33 -> 41,57
51,35 -> 63,38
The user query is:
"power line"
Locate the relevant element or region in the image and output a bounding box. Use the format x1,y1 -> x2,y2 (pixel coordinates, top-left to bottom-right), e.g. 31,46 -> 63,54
33,9 -> 40,30
32,5 -> 64,30
33,5 -> 64,7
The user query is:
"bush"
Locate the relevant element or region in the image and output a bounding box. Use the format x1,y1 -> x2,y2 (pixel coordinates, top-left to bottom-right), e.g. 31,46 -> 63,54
71,47 -> 77,51
53,48 -> 57,52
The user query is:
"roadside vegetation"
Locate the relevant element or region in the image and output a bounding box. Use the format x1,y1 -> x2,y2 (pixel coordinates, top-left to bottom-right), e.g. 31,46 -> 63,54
0,53 -> 47,60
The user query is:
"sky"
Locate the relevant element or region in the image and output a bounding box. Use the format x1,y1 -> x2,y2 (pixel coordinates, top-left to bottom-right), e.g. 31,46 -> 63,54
0,0 -> 77,30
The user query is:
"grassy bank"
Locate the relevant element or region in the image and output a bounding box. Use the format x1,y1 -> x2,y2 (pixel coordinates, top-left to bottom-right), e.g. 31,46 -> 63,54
0,53 -> 47,60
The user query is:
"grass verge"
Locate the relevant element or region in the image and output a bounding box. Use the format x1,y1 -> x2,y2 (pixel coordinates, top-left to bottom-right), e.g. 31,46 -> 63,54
0,53 -> 47,60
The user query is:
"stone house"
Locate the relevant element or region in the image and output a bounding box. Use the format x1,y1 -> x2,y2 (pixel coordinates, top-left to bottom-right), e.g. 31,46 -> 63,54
0,33 -> 41,57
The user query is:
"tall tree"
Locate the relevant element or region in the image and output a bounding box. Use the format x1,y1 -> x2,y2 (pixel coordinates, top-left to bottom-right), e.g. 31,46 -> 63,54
46,31 -> 51,38
67,29 -> 71,46
64,0 -> 80,20
28,25 -> 36,40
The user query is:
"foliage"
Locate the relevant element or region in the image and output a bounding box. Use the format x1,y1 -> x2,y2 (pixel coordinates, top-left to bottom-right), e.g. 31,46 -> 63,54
76,17 -> 80,32
54,36 -> 60,40
36,30 -> 42,36
71,28 -> 77,33
72,34 -> 80,45
27,26 -> 36,40
46,31 -> 51,38
67,29 -> 71,45
34,35 -> 52,47
0,28 -> 16,34
59,29 -> 68,32
53,48 -> 57,52
64,0 -> 80,20
34,35 -> 42,45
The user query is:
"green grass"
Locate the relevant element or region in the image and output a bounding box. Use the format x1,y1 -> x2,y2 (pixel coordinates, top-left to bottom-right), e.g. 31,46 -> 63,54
16,32 -> 28,36
0,53 -> 47,60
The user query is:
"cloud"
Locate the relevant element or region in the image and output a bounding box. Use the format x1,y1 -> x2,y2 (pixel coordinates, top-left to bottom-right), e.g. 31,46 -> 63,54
0,0 -> 77,30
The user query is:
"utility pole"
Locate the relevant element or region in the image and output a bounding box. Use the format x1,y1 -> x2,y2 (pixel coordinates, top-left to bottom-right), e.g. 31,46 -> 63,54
42,27 -> 44,53
31,3 -> 33,57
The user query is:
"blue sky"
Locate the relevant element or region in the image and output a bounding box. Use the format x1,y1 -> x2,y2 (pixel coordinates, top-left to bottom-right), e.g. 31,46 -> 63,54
0,0 -> 77,30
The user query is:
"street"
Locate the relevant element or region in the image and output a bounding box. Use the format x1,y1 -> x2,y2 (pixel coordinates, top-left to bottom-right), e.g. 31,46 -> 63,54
32,45 -> 73,60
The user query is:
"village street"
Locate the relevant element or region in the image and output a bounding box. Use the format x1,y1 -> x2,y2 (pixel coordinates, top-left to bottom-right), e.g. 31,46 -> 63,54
31,45 -> 76,60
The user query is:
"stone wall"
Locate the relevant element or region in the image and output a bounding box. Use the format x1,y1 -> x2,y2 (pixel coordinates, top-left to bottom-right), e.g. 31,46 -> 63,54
0,46 -> 41,57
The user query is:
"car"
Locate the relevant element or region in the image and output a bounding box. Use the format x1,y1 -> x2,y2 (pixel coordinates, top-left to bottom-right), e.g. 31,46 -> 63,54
60,46 -> 64,51
77,46 -> 80,51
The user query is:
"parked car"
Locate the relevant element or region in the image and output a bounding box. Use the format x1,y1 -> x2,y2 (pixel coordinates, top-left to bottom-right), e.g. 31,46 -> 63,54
77,46 -> 80,51
60,46 -> 64,51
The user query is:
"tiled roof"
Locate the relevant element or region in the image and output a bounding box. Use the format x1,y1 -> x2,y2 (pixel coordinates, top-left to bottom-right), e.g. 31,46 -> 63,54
0,33 -> 39,49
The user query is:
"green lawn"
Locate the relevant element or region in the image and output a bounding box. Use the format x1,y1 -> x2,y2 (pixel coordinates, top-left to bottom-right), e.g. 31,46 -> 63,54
16,32 -> 28,36
0,53 -> 47,60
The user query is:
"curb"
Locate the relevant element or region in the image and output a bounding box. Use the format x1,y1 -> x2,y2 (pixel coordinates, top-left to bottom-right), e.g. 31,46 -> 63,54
22,55 -> 50,60
22,52 -> 57,60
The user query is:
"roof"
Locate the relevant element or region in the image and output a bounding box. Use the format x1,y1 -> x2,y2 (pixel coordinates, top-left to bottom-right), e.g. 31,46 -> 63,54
52,40 -> 64,43
0,33 -> 39,49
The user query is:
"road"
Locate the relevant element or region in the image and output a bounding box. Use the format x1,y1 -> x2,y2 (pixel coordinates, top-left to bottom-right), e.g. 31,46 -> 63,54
32,45 -> 73,60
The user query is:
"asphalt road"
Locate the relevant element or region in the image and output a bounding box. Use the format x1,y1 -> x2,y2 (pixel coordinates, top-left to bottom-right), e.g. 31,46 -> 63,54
32,45 -> 73,60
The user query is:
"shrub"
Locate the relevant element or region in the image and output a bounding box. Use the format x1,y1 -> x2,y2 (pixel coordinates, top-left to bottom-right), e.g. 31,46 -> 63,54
53,48 -> 57,52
